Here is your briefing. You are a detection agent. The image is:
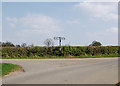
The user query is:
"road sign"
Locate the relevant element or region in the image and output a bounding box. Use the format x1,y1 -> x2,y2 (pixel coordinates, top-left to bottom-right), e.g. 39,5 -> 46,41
54,37 -> 65,56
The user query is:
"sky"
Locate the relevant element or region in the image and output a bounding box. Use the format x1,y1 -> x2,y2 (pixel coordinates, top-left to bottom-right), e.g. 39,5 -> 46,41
2,2 -> 118,46
1,0 -> 119,2
0,1 -> 1,42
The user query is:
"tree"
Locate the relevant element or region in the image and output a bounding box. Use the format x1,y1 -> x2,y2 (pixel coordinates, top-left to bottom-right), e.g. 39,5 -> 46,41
16,45 -> 21,47
2,41 -> 15,47
21,43 -> 27,47
44,38 -> 54,47
89,41 -> 102,46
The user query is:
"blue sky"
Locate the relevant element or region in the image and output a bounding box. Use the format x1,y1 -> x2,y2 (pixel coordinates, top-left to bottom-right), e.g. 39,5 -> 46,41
2,2 -> 118,46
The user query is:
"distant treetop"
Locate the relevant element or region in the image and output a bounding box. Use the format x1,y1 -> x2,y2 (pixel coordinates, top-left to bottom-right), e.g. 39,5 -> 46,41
89,41 -> 102,46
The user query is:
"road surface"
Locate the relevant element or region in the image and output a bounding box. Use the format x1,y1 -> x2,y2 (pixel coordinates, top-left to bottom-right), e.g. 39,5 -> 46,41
2,58 -> 119,84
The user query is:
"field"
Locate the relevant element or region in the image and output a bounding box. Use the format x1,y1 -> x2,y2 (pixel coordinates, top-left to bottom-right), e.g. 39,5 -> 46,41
0,63 -> 22,76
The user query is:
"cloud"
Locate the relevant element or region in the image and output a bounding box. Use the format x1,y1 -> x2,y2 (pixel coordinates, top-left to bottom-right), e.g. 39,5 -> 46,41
106,27 -> 118,33
86,27 -> 118,45
6,17 -> 18,23
67,20 -> 80,24
87,27 -> 118,37
6,13 -> 62,36
84,0 -> 118,2
75,2 -> 117,21
8,23 -> 16,28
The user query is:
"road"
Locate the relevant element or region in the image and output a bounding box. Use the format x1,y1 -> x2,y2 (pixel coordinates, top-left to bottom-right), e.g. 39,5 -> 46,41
2,58 -> 119,84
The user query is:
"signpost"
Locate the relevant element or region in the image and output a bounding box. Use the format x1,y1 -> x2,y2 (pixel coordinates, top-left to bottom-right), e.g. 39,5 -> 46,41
54,37 -> 65,56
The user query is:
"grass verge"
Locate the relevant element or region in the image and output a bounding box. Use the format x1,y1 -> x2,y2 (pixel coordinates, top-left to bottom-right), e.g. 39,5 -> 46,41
1,54 -> 119,59
0,63 -> 23,77
116,82 -> 120,86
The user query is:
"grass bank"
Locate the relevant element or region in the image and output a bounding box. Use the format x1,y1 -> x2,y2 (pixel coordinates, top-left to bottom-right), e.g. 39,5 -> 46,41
2,54 -> 119,59
0,63 -> 23,77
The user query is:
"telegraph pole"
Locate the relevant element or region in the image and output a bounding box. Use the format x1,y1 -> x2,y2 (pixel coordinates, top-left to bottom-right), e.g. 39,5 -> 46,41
54,37 -> 65,56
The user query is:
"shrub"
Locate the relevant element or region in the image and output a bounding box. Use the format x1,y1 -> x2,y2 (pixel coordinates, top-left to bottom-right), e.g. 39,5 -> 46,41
2,46 -> 119,57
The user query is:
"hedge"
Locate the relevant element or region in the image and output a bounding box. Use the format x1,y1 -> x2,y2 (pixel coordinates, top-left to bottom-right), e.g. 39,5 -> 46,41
2,46 -> 119,58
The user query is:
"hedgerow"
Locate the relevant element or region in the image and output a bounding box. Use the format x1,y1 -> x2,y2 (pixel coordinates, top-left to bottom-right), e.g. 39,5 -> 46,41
2,46 -> 119,58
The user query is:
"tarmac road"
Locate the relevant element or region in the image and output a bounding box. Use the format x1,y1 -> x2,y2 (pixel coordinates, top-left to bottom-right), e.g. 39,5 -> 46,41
2,58 -> 119,84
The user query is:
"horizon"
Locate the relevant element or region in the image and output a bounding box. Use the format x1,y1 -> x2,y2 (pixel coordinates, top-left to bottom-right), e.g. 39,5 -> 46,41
1,40 -> 118,47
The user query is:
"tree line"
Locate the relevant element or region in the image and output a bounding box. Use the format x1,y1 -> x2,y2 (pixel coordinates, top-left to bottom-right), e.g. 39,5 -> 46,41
0,40 -> 102,47
1,40 -> 119,58
0,41 -> 34,47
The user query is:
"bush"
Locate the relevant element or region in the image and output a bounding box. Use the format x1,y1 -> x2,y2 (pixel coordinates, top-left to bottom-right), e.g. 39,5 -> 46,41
2,46 -> 119,57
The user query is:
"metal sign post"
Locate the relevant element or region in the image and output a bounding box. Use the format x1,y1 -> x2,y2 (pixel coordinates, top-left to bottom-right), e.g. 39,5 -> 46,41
54,37 -> 65,56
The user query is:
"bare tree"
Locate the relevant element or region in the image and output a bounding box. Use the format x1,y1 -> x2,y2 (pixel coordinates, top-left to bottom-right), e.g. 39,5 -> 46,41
44,38 -> 54,47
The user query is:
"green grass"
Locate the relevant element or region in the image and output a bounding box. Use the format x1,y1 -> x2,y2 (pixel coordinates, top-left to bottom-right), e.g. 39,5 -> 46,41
0,63 -> 22,76
1,54 -> 119,59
